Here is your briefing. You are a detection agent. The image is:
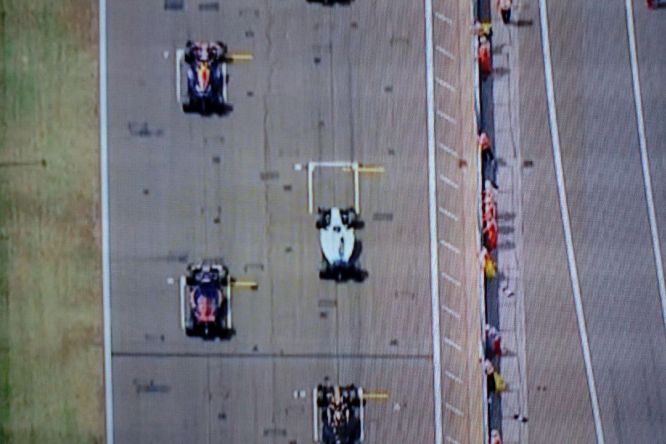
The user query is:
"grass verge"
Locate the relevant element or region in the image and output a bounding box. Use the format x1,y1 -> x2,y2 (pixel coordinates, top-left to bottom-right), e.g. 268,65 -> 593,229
0,0 -> 103,442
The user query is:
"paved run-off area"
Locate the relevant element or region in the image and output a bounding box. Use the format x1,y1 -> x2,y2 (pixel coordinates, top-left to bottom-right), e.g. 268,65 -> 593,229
0,1 -> 104,442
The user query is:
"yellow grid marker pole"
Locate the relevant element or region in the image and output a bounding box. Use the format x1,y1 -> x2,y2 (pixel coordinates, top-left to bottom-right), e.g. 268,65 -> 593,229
231,280 -> 259,290
361,391 -> 390,401
228,52 -> 254,62
342,165 -> 385,174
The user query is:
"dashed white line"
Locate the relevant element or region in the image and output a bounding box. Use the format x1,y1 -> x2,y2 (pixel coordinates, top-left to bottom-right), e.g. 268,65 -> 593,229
539,1 -> 605,442
436,45 -> 456,60
435,77 -> 457,92
435,11 -> 453,25
442,304 -> 461,320
438,142 -> 459,158
445,402 -> 464,417
425,1 -> 444,442
439,174 -> 460,190
439,239 -> 461,255
444,369 -> 463,385
437,109 -> 457,124
439,206 -> 459,222
624,0 -> 666,333
441,271 -> 461,287
444,337 -> 462,352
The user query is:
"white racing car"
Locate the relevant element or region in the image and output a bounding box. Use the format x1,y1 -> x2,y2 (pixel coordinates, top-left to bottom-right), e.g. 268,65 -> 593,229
316,207 -> 368,282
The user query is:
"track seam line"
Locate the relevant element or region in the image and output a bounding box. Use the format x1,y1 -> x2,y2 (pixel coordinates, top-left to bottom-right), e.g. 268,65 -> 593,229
539,1 -> 605,442
624,0 -> 666,333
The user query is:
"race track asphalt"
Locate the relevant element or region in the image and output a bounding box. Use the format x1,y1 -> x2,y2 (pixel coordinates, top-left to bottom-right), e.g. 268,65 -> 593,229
106,1 -> 454,442
515,1 -> 666,442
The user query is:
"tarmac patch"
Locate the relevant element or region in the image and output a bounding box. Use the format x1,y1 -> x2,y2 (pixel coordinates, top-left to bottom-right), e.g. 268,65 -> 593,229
164,0 -> 184,10
199,2 -> 219,11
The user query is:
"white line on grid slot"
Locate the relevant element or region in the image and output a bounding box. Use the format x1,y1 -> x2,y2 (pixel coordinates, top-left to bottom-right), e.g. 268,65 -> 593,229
442,305 -> 461,320
445,370 -> 463,385
445,436 -> 462,444
434,11 -> 453,25
439,174 -> 460,190
435,77 -> 457,92
441,271 -> 461,287
439,239 -> 460,255
436,109 -> 457,124
539,1 -> 605,442
436,45 -> 456,60
438,142 -> 459,158
439,206 -> 459,222
444,337 -> 462,352
425,0 -> 444,442
625,0 -> 666,333
445,402 -> 464,417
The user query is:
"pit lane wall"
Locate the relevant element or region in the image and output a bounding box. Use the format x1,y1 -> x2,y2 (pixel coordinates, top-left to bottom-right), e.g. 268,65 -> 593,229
429,1 -> 487,443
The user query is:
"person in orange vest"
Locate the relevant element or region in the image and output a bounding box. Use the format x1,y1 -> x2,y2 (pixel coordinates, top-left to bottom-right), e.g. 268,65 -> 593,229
490,429 -> 502,444
478,35 -> 492,76
484,220 -> 498,251
497,0 -> 512,24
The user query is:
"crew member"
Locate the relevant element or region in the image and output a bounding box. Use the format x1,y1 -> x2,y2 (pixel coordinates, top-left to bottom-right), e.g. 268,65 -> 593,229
497,0 -> 512,24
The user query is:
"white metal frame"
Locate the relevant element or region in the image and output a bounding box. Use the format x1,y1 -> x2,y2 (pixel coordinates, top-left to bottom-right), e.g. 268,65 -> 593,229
307,161 -> 360,214
358,387 -> 365,442
225,278 -> 232,330
176,48 -> 184,104
179,275 -> 187,331
312,387 -> 319,442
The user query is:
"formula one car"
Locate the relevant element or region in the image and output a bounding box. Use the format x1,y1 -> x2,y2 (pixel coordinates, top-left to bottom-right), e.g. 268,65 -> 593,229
314,384 -> 365,444
180,261 -> 234,340
316,207 -> 368,282
181,41 -> 232,115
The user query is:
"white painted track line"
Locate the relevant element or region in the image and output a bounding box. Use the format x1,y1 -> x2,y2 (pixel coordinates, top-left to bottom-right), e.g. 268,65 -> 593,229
624,0 -> 666,333
99,0 -> 114,442
539,1 -> 605,442
439,206 -> 459,222
424,0 -> 444,442
444,369 -> 463,385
